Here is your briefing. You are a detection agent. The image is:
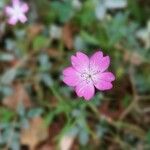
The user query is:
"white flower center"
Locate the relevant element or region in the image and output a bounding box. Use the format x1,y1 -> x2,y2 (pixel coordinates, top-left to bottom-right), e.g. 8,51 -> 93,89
13,4 -> 23,17
80,68 -> 98,84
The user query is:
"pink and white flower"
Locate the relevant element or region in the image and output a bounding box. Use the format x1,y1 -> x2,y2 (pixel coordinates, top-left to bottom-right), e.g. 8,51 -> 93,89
63,51 -> 115,100
5,0 -> 29,25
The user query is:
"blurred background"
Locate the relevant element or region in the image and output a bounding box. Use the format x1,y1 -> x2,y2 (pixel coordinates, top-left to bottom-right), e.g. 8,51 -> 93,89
0,0 -> 150,149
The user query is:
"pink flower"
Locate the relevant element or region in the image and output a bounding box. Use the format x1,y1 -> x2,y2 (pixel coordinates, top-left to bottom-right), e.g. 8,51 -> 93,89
5,0 -> 29,25
63,51 -> 115,100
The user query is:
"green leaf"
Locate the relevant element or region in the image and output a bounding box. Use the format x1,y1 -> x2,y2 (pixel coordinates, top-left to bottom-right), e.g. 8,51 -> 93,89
146,131 -> 150,144
51,1 -> 74,23
81,31 -> 100,45
33,36 -> 49,50
1,68 -> 17,85
79,129 -> 89,146
128,0 -> 143,22
123,95 -> 131,108
27,108 -> 43,118
0,108 -> 15,122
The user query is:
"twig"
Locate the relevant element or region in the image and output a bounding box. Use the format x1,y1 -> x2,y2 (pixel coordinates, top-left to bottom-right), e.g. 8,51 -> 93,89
119,65 -> 138,120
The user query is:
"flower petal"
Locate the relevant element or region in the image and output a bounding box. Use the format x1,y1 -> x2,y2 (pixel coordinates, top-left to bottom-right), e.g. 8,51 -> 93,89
75,81 -> 95,100
90,51 -> 110,73
90,51 -> 103,67
99,56 -> 110,72
94,80 -> 113,91
92,72 -> 115,87
71,52 -> 89,72
90,51 -> 103,73
63,67 -> 80,86
21,3 -> 29,13
5,6 -> 14,15
12,0 -> 20,6
8,16 -> 18,25
19,14 -> 27,23
99,72 -> 115,82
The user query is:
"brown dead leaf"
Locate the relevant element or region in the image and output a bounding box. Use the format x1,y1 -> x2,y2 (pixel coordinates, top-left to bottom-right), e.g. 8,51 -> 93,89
3,83 -> 32,110
47,48 -> 61,58
130,52 -> 143,65
36,143 -> 55,150
62,23 -> 75,49
21,117 -> 48,150
27,24 -> 44,40
10,58 -> 20,67
124,51 -> 143,65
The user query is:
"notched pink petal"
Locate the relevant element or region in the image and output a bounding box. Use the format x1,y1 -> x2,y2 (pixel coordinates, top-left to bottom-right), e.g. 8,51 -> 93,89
71,52 -> 89,72
63,67 -> 76,76
5,6 -> 14,15
76,52 -> 89,63
90,51 -> 103,66
19,14 -> 27,23
99,56 -> 110,72
71,55 -> 78,67
90,51 -> 110,73
63,67 -> 79,86
99,72 -> 115,82
8,17 -> 18,25
63,76 -> 77,87
21,3 -> 29,13
12,0 -> 19,6
95,80 -> 113,91
75,81 -> 95,100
